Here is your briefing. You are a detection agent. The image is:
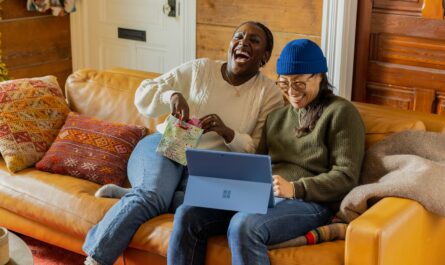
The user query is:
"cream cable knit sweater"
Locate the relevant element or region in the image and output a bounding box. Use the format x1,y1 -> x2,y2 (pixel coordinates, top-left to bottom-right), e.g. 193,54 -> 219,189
135,58 -> 284,153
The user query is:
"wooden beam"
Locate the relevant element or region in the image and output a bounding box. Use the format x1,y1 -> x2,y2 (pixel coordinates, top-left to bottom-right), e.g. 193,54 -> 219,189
352,0 -> 373,102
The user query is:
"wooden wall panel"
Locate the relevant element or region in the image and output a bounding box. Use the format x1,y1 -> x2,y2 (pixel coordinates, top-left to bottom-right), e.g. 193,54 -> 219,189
368,61 -> 445,90
369,34 -> 445,70
366,82 -> 415,110
371,13 -> 445,38
373,0 -> 423,16
353,0 -> 445,116
197,24 -> 320,79
0,0 -> 71,87
197,0 -> 322,35
196,0 -> 323,80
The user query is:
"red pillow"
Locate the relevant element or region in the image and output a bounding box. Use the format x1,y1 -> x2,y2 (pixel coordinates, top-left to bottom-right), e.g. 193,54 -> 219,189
36,112 -> 147,185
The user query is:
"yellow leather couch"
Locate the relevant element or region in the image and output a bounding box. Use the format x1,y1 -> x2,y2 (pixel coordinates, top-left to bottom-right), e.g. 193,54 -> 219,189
1,68 -> 445,265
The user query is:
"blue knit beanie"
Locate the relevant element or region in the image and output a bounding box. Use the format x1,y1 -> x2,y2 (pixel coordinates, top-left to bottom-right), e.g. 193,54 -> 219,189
276,39 -> 328,75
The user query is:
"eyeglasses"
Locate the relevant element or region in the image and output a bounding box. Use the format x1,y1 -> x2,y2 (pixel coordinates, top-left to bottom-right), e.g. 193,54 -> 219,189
275,80 -> 307,93
275,75 -> 314,93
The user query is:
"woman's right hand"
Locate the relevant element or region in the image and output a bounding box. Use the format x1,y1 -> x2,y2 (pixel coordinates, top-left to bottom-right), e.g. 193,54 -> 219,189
170,93 -> 190,121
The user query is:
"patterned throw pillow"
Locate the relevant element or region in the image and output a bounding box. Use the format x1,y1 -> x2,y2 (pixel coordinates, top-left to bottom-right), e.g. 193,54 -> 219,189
36,112 -> 147,185
0,76 -> 70,172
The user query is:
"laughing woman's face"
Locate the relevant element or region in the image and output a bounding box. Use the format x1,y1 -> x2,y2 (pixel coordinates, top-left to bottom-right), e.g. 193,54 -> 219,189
276,74 -> 322,109
227,23 -> 269,77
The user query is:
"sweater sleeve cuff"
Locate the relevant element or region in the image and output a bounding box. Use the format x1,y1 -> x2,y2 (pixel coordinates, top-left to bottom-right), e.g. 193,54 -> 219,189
161,90 -> 180,104
293,181 -> 306,199
224,131 -> 245,152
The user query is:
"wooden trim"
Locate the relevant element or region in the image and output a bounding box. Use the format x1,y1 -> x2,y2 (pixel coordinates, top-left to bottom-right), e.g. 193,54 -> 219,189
414,88 -> 436,113
180,0 -> 196,61
422,0 -> 444,20
70,0 -> 89,71
352,0 -> 373,102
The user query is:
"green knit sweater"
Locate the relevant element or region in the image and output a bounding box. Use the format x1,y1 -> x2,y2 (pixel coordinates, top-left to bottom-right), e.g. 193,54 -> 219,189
257,96 -> 365,203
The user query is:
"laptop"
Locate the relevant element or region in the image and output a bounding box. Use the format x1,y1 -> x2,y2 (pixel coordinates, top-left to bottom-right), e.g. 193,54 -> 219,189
183,148 -> 274,214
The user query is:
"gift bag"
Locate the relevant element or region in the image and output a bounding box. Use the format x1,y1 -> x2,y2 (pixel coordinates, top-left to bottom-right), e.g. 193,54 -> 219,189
156,115 -> 203,165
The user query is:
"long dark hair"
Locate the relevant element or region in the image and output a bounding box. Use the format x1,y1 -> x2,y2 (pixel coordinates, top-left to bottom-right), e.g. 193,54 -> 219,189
295,73 -> 334,137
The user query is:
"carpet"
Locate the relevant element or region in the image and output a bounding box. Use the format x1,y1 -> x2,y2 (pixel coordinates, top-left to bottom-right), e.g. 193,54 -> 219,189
17,234 -> 85,265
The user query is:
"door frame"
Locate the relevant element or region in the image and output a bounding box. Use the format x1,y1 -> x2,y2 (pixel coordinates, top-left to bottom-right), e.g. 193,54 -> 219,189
70,0 -> 196,71
321,0 -> 359,99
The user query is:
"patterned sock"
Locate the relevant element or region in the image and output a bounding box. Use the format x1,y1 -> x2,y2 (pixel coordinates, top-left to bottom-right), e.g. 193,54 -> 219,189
94,184 -> 131,198
84,256 -> 101,265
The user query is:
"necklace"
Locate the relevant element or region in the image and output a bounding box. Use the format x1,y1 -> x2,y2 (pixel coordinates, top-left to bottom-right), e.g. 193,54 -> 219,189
222,64 -> 241,96
223,64 -> 234,85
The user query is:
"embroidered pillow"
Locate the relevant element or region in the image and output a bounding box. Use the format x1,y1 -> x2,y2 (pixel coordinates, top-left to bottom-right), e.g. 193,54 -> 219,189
36,112 -> 147,185
0,76 -> 70,172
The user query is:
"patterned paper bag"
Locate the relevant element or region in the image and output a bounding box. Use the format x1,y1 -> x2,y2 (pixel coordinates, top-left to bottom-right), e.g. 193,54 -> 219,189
156,115 -> 203,165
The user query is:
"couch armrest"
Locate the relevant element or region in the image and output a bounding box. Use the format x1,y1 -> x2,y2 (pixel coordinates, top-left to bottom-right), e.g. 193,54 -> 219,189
345,197 -> 445,265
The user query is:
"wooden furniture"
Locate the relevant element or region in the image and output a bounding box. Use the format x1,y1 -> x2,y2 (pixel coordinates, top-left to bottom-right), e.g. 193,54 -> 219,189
0,0 -> 72,86
353,0 -> 445,116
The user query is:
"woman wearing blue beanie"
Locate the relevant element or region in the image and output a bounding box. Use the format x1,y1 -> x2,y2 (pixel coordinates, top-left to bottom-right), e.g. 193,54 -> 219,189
168,39 -> 366,265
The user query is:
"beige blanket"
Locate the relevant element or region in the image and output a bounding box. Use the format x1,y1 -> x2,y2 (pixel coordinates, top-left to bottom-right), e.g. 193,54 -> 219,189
269,130 -> 445,249
339,130 -> 445,222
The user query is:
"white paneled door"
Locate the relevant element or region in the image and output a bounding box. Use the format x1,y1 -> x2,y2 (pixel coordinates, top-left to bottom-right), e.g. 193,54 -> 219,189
70,0 -> 196,74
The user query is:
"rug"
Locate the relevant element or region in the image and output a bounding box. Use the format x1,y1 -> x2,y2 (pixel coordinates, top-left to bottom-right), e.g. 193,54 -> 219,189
17,233 -> 85,265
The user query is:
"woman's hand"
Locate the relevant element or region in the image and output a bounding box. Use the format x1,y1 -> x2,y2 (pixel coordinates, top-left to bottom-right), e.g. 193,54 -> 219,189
273,175 -> 294,199
170,93 -> 190,121
199,114 -> 235,143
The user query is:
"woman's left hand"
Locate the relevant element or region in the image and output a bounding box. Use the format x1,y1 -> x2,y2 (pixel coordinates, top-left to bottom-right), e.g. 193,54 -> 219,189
273,175 -> 294,199
199,114 -> 235,143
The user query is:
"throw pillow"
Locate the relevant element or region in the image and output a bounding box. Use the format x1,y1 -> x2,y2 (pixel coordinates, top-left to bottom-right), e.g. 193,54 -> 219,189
0,76 -> 70,172
36,112 -> 147,185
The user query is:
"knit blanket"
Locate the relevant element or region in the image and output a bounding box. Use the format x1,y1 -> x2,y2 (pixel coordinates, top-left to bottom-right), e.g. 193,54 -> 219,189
269,130 -> 445,249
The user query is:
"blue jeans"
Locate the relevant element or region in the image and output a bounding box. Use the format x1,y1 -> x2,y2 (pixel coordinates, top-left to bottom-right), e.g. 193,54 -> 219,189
83,133 -> 187,265
168,199 -> 333,265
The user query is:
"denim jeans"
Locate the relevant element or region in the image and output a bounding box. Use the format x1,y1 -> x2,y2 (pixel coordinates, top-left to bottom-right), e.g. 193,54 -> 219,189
83,133 -> 187,265
168,199 -> 333,265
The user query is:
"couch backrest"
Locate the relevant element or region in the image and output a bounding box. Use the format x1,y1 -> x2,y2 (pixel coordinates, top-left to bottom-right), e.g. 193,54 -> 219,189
354,102 -> 445,147
65,68 -> 164,133
65,68 -> 445,148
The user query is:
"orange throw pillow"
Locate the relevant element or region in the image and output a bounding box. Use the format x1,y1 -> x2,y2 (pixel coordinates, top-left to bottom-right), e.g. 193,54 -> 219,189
0,76 -> 70,172
36,112 -> 147,185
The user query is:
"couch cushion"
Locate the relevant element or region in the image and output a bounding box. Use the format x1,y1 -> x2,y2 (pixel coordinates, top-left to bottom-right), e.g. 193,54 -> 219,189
35,112 -> 146,185
0,158 -> 345,264
360,112 -> 426,148
0,158 -> 173,255
65,69 -> 166,133
0,76 -> 70,172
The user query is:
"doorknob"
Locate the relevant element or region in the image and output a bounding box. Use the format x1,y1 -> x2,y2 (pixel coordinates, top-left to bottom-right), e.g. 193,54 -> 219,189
163,0 -> 176,17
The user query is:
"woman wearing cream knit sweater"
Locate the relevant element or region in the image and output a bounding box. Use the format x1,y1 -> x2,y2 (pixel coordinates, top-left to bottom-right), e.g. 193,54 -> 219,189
82,21 -> 283,265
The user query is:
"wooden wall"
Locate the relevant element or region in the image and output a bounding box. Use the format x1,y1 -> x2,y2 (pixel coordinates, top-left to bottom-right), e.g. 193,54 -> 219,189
353,0 -> 445,116
196,0 -> 323,80
0,0 -> 71,87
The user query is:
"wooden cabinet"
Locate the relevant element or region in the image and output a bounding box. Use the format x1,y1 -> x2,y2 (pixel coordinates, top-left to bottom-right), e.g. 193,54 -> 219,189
0,0 -> 72,86
353,0 -> 445,116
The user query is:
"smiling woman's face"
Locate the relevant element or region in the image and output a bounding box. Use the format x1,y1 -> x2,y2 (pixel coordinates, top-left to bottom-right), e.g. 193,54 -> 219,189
277,74 -> 322,109
227,23 -> 269,77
